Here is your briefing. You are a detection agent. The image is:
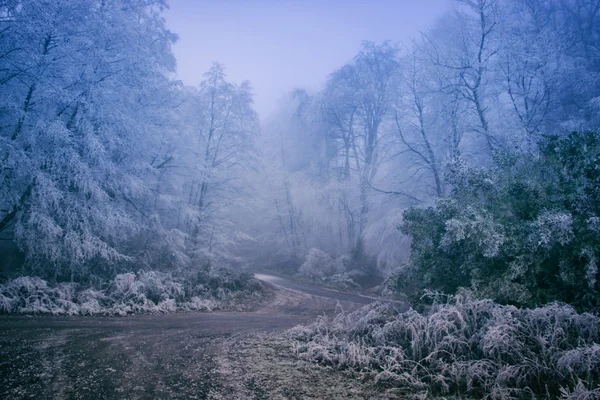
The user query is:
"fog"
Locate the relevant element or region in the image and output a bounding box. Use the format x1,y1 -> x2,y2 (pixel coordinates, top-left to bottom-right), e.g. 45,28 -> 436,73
164,0 -> 451,119
2,0 -> 600,292
2,1 -> 600,398
2,0 -> 600,289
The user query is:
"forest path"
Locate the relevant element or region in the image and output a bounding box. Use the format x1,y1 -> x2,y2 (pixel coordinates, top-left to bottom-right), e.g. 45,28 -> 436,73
0,274 -> 393,399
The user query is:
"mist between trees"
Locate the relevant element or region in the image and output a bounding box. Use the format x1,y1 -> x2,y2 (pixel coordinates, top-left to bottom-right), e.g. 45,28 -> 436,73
1,0 -> 599,313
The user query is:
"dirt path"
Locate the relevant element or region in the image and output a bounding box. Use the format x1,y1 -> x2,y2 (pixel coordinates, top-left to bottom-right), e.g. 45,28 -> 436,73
0,275 -> 395,399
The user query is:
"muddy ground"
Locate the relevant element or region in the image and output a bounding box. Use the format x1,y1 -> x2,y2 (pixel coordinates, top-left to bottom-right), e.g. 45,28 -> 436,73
0,275 -> 403,399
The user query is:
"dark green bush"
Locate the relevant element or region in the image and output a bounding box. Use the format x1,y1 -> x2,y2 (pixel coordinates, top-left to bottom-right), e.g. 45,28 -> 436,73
399,132 -> 600,311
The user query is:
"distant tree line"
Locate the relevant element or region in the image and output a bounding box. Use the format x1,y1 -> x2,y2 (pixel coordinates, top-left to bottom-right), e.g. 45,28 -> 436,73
256,0 -> 600,301
2,0 -> 600,308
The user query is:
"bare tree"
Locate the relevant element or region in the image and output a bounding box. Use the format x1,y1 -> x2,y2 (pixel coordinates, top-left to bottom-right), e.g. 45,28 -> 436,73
321,41 -> 400,258
394,48 -> 445,198
185,63 -> 259,262
423,0 -> 501,155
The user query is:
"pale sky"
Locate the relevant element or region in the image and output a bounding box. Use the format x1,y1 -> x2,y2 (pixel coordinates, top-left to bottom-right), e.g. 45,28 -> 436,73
164,0 -> 451,120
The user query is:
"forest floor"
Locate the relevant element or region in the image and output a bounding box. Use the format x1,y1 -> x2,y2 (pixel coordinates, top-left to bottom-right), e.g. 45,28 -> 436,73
0,274 -> 402,399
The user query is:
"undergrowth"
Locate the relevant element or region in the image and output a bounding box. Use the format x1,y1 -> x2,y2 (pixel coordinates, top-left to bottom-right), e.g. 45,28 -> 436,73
289,292 -> 600,399
0,267 -> 267,316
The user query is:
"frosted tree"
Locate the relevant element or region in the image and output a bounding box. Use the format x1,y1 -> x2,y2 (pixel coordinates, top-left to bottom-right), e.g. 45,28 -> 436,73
319,73 -> 362,252
0,0 -> 177,279
423,0 -> 501,156
552,0 -> 600,129
184,63 -> 259,265
495,0 -> 567,151
322,42 -> 400,258
393,47 -> 448,198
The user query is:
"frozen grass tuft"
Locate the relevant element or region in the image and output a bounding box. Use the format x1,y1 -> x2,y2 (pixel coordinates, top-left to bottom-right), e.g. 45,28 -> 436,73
0,268 -> 267,316
289,293 -> 600,399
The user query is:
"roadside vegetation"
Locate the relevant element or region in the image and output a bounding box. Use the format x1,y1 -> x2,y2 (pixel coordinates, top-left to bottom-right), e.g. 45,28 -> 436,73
290,296 -> 600,399
396,132 -> 600,313
287,132 -> 600,398
0,266 -> 269,316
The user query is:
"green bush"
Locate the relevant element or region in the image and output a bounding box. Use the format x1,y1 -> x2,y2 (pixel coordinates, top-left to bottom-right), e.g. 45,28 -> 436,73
399,132 -> 600,311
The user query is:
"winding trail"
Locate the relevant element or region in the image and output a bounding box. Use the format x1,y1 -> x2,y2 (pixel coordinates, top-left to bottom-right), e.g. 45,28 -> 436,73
0,274 -> 398,399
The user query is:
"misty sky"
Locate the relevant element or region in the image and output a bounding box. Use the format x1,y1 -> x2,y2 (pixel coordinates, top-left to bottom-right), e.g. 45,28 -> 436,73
164,0 -> 451,120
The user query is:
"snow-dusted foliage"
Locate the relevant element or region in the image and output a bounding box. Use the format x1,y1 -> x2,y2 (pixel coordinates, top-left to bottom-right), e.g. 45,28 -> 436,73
0,267 -> 266,315
299,248 -> 339,279
399,132 -> 600,311
0,277 -> 80,315
298,248 -> 369,290
0,1 -> 261,279
0,0 -> 180,279
289,293 -> 600,399
362,207 -> 411,274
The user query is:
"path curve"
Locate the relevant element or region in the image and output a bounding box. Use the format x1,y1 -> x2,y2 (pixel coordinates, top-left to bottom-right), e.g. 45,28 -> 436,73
0,273 -> 399,399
